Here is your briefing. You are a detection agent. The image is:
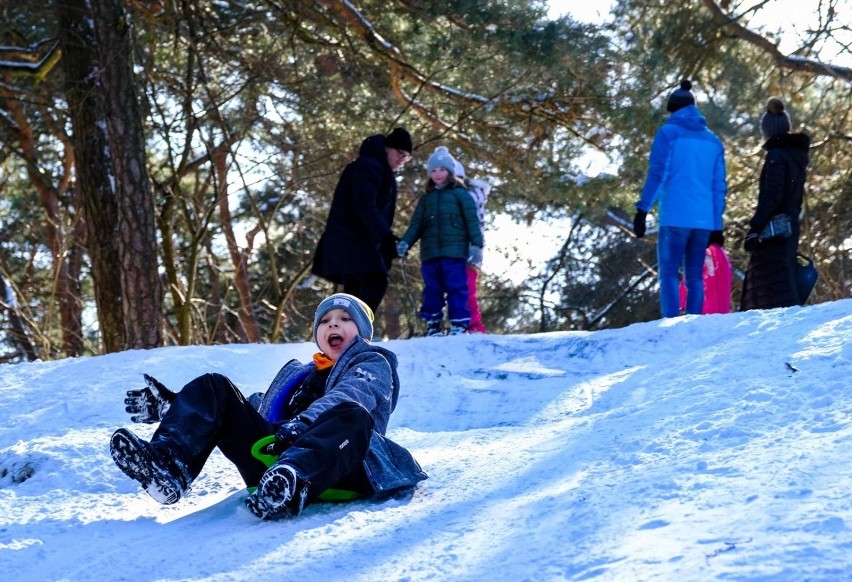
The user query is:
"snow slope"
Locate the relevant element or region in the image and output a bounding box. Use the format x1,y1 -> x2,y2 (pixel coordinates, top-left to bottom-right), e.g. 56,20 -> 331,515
0,299 -> 850,581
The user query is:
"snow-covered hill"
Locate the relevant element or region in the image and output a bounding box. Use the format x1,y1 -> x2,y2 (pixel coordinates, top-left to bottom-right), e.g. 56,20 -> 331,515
1,299 -> 850,581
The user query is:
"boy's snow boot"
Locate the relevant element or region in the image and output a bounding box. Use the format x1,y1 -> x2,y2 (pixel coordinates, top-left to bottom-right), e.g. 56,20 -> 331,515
110,427 -> 191,505
425,320 -> 444,337
244,463 -> 309,520
449,324 -> 468,336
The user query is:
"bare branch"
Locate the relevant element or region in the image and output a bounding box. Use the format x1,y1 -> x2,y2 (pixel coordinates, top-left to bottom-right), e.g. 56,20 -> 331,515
322,0 -> 588,128
701,0 -> 852,82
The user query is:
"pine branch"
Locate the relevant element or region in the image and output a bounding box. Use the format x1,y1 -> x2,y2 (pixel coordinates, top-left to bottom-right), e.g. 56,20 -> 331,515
701,0 -> 852,82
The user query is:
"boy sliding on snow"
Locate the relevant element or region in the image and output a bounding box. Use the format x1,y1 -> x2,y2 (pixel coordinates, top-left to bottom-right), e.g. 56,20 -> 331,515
110,293 -> 427,520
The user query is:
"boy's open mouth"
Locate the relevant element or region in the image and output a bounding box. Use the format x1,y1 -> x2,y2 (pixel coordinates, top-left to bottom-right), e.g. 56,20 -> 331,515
327,333 -> 344,348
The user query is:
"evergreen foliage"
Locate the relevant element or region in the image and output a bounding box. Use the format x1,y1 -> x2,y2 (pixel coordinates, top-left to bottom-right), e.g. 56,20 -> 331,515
0,0 -> 848,358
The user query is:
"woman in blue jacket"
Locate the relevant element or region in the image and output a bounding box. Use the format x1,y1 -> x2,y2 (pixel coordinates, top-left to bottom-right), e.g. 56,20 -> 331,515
634,79 -> 728,318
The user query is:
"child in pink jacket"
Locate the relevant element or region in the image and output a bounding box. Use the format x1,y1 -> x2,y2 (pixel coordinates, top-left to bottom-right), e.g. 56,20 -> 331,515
679,230 -> 732,314
454,160 -> 491,333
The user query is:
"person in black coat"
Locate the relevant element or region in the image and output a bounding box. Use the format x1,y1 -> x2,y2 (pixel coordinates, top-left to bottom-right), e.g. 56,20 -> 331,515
741,98 -> 810,310
312,127 -> 414,312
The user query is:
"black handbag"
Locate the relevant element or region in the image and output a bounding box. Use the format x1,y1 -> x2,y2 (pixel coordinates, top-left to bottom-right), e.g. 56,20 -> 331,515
758,214 -> 792,242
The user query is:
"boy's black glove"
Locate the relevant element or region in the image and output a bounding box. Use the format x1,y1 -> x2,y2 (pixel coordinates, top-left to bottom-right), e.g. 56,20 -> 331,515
124,374 -> 177,424
264,418 -> 310,456
633,209 -> 647,239
743,230 -> 759,253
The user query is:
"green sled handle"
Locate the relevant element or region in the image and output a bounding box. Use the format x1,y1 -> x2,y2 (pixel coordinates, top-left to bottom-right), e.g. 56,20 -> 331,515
249,435 -> 360,502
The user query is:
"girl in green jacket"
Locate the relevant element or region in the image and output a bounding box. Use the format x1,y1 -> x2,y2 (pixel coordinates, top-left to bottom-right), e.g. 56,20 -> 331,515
397,146 -> 484,336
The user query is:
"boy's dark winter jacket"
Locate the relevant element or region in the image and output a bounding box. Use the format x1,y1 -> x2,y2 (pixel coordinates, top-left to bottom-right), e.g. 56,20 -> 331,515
400,183 -> 484,261
741,132 -> 810,310
312,134 -> 399,282
253,337 -> 427,495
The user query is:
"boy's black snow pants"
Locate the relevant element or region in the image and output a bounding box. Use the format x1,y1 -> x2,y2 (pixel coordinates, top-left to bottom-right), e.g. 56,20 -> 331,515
151,373 -> 374,500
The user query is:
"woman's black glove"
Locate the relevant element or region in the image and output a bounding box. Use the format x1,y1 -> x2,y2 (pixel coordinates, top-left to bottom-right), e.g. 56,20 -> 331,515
124,374 -> 177,423
743,230 -> 759,253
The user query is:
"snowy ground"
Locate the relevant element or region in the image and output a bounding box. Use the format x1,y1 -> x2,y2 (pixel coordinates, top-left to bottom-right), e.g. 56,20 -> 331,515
0,299 -> 850,581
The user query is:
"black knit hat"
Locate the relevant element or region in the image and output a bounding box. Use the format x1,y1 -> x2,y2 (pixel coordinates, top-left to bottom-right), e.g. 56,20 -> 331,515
760,97 -> 791,139
667,79 -> 695,113
384,127 -> 413,153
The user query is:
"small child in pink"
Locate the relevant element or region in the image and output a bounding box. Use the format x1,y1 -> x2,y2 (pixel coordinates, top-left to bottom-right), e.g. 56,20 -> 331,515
679,230 -> 733,314
454,160 -> 490,333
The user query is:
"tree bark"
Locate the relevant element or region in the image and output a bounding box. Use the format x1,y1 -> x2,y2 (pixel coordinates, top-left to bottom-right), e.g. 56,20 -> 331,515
57,0 -> 163,352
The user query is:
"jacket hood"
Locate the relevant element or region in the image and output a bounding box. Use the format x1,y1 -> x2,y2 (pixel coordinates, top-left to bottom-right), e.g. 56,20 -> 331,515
359,134 -> 391,167
764,132 -> 810,152
369,343 -> 400,411
765,132 -> 810,170
667,104 -> 708,131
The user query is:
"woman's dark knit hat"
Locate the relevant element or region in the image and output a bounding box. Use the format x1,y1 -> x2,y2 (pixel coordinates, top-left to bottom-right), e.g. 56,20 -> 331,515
760,97 -> 791,139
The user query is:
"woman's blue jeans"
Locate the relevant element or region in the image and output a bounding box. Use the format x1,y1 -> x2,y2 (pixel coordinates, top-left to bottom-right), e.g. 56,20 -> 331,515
657,227 -> 711,317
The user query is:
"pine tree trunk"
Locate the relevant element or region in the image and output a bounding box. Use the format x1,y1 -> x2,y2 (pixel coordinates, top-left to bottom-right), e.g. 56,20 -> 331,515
57,0 -> 163,352
382,287 -> 401,339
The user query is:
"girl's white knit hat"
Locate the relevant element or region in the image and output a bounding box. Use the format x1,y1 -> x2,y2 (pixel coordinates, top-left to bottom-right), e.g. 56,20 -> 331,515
427,146 -> 456,175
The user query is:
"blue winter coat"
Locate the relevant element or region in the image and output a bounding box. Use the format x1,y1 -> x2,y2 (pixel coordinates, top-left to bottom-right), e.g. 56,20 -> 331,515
255,338 -> 427,495
637,105 -> 727,230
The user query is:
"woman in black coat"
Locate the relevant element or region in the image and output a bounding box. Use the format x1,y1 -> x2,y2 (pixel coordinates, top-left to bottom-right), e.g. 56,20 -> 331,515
741,98 -> 810,311
312,128 -> 413,312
